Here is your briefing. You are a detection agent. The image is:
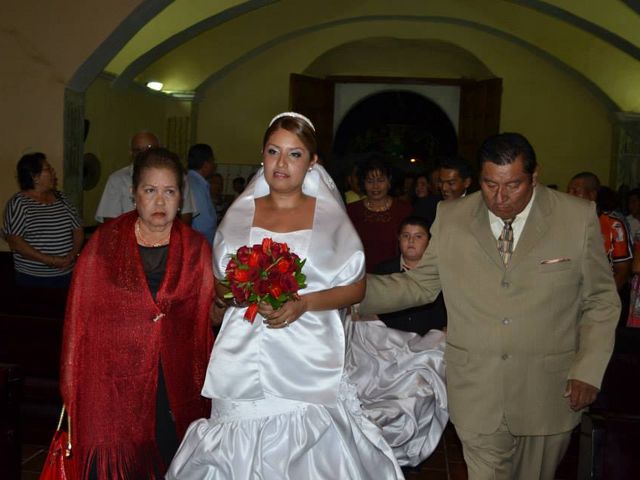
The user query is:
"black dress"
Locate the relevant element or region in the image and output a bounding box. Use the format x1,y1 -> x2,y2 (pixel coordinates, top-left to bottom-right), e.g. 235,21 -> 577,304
88,245 -> 178,479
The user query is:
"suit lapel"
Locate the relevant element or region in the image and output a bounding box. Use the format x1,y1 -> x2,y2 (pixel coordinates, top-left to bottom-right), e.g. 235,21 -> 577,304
469,196 -> 505,270
507,185 -> 551,271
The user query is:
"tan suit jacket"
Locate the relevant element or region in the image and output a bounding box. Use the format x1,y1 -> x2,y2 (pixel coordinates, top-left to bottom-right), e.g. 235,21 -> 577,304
360,185 -> 619,435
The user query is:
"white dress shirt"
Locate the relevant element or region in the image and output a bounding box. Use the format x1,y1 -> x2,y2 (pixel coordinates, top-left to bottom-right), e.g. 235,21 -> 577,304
488,189 -> 536,249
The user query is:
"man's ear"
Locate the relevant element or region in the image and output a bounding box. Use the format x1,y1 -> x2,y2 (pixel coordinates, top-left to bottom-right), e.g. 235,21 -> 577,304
463,177 -> 472,189
532,166 -> 540,187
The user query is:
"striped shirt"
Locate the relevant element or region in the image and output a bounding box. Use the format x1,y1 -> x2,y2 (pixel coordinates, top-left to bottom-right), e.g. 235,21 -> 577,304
2,192 -> 82,277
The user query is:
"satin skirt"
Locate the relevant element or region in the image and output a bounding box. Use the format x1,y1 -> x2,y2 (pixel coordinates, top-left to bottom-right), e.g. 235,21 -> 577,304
345,318 -> 449,467
166,378 -> 404,480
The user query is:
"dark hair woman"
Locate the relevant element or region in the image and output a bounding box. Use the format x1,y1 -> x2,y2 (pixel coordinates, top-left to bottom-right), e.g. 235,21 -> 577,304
2,152 -> 83,287
346,155 -> 412,272
60,147 -> 214,479
414,173 -> 429,200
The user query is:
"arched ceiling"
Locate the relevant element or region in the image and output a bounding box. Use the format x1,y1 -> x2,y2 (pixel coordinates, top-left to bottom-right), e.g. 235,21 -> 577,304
96,0 -> 640,111
304,38 -> 494,79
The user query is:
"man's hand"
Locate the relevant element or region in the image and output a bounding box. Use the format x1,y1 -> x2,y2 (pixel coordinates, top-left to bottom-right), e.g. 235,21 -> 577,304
564,379 -> 599,411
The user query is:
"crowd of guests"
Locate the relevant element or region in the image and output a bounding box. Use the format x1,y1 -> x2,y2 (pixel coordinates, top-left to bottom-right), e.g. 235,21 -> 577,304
0,116 -> 632,479
345,154 -> 640,334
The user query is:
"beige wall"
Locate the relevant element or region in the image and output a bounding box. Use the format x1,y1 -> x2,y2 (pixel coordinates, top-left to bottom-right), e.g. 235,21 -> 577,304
0,0 -> 144,249
0,1 -> 617,248
196,25 -> 613,190
82,76 -> 180,224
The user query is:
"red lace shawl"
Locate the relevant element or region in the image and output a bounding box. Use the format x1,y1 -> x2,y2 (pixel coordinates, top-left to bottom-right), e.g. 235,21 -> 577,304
60,211 -> 214,479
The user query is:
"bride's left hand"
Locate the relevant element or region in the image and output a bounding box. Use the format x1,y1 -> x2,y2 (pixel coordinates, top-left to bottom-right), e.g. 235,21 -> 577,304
261,297 -> 308,329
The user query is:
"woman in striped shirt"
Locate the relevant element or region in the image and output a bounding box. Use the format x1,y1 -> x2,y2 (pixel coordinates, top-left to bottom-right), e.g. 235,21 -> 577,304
2,152 -> 83,287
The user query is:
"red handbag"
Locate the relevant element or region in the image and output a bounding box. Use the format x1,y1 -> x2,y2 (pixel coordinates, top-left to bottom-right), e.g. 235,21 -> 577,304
39,406 -> 76,480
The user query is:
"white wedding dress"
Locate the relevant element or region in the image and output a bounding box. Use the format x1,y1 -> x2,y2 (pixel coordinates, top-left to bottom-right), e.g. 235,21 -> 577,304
167,166 -> 404,480
345,319 -> 448,466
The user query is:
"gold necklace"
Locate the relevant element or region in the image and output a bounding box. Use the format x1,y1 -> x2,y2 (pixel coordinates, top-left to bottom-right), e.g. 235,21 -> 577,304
135,218 -> 171,247
364,197 -> 392,212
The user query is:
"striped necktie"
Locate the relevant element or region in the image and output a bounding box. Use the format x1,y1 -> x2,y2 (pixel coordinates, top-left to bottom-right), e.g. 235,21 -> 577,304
497,218 -> 515,265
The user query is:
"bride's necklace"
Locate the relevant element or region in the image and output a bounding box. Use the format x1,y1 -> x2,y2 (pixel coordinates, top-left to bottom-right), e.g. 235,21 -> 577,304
364,197 -> 392,212
135,218 -> 170,247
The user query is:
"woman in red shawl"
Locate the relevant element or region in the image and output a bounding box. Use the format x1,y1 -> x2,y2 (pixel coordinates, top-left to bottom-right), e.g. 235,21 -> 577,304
60,148 -> 214,479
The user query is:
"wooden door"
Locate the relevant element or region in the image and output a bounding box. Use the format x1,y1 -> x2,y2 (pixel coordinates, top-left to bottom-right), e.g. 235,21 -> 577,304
458,78 -> 502,166
289,73 -> 335,167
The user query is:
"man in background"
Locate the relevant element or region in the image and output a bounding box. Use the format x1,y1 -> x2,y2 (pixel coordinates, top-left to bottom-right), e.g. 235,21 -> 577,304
210,173 -> 230,221
428,166 -> 441,196
413,156 -> 472,227
626,188 -> 640,239
187,144 -> 217,244
567,171 -> 632,290
232,176 -> 246,199
95,131 -> 196,224
344,163 -> 365,204
439,156 -> 473,201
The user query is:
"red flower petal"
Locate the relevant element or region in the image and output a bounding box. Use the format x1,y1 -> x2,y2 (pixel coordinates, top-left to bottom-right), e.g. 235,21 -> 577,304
244,303 -> 259,323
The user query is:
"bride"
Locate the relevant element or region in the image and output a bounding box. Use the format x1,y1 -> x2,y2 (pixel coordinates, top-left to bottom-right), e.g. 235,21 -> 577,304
167,112 -> 403,479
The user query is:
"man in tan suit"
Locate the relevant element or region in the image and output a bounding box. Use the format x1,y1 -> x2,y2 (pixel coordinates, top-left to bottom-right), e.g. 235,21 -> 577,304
360,133 -> 619,479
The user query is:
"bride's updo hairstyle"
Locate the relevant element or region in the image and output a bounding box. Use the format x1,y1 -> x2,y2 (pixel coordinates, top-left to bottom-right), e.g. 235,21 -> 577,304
263,112 -> 317,159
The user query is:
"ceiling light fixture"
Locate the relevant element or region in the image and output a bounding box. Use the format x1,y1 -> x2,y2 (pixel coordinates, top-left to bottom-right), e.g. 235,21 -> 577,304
146,81 -> 163,91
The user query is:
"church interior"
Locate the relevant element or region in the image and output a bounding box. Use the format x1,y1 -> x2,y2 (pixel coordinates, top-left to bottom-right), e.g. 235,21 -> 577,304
2,1 -> 640,478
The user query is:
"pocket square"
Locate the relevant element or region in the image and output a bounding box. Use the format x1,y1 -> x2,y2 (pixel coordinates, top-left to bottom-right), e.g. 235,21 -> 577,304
540,257 -> 571,264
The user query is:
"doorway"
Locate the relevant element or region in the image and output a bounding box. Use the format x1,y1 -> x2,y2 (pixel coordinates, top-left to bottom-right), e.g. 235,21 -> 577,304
290,74 -> 502,178
333,89 -> 458,173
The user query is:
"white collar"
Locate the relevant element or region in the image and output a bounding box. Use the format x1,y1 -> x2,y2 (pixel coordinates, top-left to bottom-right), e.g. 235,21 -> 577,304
488,187 -> 536,228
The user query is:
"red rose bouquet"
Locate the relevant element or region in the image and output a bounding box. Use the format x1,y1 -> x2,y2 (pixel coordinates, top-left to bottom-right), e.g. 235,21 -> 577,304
221,237 -> 307,322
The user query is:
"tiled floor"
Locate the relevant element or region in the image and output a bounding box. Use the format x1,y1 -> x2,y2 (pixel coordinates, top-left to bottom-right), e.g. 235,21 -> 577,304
402,423 -> 468,480
21,443 -> 47,480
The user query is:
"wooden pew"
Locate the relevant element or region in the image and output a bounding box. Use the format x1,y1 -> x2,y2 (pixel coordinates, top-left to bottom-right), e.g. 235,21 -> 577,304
0,252 -> 67,443
0,363 -> 21,480
578,352 -> 640,478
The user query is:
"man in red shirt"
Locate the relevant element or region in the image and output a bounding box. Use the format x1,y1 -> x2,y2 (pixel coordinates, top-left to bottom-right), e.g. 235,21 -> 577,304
567,172 -> 632,290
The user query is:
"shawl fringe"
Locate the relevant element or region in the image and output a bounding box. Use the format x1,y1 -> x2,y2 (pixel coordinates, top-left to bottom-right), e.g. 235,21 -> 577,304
74,442 -> 165,480
61,211 -> 214,477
